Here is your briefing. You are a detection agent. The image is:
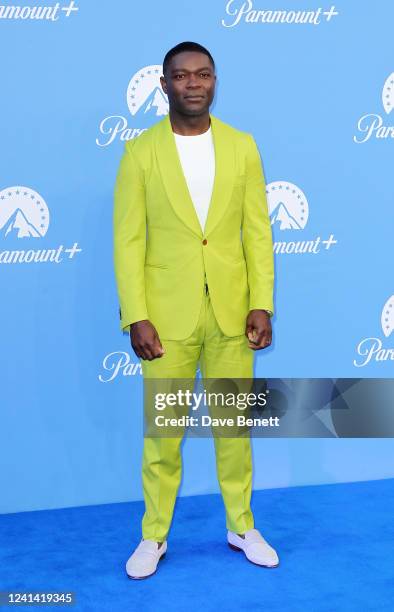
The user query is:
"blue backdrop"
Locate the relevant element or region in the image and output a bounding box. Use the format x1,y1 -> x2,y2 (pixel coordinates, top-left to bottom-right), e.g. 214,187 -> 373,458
1,0 -> 393,514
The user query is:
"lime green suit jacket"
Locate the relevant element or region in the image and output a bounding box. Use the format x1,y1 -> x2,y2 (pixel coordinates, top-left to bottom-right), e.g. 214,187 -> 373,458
113,113 -> 274,340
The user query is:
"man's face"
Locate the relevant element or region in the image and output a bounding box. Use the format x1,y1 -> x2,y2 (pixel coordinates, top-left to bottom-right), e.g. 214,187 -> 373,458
160,51 -> 216,116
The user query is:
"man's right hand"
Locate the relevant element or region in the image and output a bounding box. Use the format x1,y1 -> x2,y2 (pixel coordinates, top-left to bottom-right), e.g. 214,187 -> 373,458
130,320 -> 165,361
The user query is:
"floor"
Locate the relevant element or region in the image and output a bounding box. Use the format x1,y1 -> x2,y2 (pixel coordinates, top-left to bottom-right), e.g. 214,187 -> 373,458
1,478 -> 393,611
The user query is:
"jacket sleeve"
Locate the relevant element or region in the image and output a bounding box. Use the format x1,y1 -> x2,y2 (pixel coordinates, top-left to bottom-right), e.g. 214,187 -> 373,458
241,133 -> 275,316
113,140 -> 148,333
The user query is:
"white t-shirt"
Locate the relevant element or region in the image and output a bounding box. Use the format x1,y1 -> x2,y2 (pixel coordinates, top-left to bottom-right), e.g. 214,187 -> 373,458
174,126 -> 215,232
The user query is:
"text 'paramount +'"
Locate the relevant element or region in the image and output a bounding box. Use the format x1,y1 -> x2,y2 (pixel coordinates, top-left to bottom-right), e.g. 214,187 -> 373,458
221,1 -> 339,28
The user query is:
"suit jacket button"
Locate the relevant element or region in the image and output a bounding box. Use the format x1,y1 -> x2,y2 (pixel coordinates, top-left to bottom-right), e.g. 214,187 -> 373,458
202,239 -> 208,245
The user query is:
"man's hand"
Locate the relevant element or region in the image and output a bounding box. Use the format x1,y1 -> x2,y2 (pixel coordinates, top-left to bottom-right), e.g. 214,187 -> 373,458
130,320 -> 165,361
245,310 -> 272,350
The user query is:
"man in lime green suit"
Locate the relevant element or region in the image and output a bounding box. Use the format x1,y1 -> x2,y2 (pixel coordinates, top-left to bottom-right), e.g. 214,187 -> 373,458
114,42 -> 279,578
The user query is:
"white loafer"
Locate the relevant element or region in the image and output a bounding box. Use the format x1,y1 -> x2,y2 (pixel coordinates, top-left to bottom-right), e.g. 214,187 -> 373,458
126,539 -> 167,579
227,528 -> 279,567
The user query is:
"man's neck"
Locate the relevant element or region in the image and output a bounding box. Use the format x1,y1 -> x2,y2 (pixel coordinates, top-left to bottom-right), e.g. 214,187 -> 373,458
169,110 -> 211,136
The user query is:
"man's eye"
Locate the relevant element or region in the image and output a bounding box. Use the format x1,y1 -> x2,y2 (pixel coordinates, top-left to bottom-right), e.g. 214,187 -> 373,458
175,74 -> 184,79
200,73 -> 210,78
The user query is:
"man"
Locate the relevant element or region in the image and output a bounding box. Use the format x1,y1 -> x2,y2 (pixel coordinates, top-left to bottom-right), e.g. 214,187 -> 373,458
113,41 -> 278,579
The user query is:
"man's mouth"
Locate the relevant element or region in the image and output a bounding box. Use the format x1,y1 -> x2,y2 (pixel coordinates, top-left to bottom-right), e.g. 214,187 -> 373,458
185,96 -> 204,101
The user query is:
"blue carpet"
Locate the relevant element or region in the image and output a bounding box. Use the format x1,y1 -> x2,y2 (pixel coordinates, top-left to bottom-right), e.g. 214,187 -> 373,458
1,479 -> 394,611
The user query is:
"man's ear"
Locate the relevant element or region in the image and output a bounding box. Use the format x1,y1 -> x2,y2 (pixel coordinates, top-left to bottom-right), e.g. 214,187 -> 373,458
160,76 -> 167,94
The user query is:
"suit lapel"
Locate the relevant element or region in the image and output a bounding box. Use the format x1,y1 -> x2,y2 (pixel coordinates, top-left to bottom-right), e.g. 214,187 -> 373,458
205,114 -> 235,237
155,113 -> 235,239
156,114 -> 202,238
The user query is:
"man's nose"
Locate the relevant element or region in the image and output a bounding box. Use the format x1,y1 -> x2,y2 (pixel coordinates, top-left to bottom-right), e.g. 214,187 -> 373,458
186,74 -> 200,88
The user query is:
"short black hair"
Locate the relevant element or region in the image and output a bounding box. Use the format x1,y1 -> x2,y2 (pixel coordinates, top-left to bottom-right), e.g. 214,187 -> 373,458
162,41 -> 215,76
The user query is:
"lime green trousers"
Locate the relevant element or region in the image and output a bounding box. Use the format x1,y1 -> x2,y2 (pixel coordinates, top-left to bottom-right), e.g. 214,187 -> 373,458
140,284 -> 255,542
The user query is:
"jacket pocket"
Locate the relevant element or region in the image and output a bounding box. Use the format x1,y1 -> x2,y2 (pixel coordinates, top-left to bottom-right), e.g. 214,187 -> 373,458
145,262 -> 168,269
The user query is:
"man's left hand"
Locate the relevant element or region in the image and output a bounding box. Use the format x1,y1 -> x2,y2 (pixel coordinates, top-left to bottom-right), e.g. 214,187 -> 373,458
245,310 -> 272,350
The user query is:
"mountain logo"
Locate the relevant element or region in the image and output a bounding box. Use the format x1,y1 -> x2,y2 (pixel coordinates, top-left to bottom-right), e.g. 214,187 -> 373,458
381,295 -> 394,337
382,72 -> 394,115
266,181 -> 309,230
0,186 -> 49,239
354,71 -> 394,143
354,294 -> 394,367
126,65 -> 168,118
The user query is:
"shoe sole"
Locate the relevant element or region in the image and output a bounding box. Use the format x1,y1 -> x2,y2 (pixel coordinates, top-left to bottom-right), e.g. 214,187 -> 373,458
228,542 -> 279,568
126,552 -> 166,580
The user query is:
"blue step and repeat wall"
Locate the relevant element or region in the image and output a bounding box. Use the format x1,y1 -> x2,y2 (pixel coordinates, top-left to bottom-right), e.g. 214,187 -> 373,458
1,1 -> 393,513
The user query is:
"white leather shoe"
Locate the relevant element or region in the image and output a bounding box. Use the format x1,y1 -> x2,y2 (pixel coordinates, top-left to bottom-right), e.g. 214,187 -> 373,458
227,528 -> 279,567
126,539 -> 167,579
